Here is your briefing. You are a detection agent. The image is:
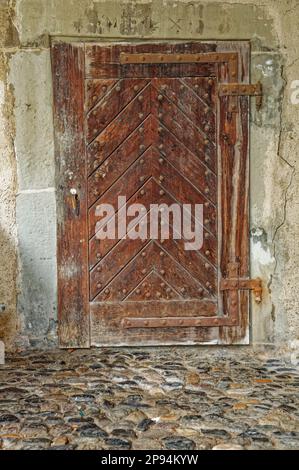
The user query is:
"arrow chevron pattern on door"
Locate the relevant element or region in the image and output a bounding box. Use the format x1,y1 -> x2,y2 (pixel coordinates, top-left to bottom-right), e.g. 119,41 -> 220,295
52,41 -> 251,346
86,77 -> 217,304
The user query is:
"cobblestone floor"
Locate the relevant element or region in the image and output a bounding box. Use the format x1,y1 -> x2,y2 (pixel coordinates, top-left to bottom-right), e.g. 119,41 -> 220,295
0,348 -> 298,450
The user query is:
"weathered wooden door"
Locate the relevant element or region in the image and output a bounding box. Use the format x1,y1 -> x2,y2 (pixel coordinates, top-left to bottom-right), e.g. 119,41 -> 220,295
52,41 -> 260,348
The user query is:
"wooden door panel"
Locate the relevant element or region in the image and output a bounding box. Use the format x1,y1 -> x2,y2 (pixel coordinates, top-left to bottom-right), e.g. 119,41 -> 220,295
52,41 -> 251,347
88,72 -> 218,329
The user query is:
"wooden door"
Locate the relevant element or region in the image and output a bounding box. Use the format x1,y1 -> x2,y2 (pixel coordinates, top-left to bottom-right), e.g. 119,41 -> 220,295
52,41 -> 253,348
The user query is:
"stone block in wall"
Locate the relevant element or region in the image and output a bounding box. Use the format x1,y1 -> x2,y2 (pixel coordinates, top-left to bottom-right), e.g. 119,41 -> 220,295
9,51 -> 55,191
16,190 -> 57,347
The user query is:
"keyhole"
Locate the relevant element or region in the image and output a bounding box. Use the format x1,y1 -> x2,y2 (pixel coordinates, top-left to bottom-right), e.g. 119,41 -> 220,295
74,193 -> 80,216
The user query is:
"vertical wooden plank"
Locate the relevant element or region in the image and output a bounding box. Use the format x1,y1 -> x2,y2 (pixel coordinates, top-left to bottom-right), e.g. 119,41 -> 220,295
51,43 -> 89,348
217,42 -> 250,344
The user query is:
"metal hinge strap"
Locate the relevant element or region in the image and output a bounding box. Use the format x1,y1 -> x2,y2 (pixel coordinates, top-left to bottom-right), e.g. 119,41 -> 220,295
219,82 -> 263,110
220,277 -> 262,303
119,52 -> 238,79
120,52 -> 238,65
122,315 -> 237,329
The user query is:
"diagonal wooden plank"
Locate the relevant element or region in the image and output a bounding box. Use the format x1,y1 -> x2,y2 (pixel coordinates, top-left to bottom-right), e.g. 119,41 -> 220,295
152,146 -> 215,206
153,114 -> 216,174
158,213 -> 217,271
85,78 -> 118,112
183,77 -> 216,111
152,120 -> 217,204
86,78 -> 150,142
145,175 -> 217,264
86,83 -> 151,173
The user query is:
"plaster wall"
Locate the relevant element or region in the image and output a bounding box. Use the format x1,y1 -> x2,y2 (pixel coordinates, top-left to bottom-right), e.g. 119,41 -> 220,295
0,0 -> 298,354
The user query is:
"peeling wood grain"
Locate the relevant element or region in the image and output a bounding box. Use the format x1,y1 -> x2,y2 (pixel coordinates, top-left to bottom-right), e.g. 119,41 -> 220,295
51,43 -> 89,348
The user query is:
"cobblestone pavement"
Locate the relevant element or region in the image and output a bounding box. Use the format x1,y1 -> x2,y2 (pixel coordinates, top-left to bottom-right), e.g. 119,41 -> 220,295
0,349 -> 298,450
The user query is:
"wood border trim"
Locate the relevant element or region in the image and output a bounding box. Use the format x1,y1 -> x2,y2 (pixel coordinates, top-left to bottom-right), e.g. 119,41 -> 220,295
51,43 -> 90,348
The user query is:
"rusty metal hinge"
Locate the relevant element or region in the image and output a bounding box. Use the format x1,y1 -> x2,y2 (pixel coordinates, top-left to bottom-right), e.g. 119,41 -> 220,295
219,82 -> 263,110
122,315 -> 237,328
123,317 -> 207,329
120,52 -> 238,65
220,261 -> 262,303
220,277 -> 262,303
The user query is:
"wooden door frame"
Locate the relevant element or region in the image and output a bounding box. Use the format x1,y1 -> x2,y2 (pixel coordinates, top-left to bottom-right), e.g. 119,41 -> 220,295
51,40 -> 250,348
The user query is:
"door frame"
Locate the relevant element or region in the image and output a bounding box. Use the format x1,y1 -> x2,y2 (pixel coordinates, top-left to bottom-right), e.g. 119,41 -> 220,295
51,40 -> 250,348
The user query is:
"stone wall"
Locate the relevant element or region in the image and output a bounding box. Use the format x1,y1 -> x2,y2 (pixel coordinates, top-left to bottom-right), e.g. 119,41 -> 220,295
0,0 -> 298,354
